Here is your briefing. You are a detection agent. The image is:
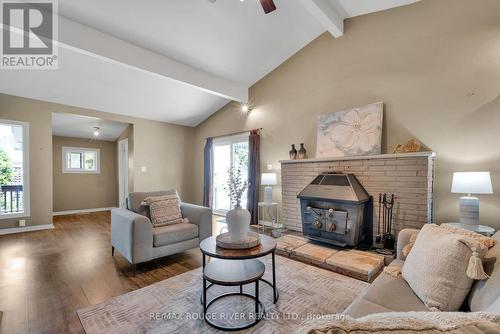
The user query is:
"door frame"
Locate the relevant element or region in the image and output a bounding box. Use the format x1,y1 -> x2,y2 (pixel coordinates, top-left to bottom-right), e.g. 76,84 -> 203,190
118,138 -> 129,209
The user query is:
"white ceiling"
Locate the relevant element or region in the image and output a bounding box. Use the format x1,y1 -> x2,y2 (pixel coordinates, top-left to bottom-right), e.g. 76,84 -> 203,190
0,0 -> 420,127
328,0 -> 420,17
0,45 -> 231,127
57,0 -> 326,86
52,113 -> 129,141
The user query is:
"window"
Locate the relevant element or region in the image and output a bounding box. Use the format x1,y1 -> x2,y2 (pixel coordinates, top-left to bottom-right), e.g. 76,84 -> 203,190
62,147 -> 100,174
212,134 -> 249,215
0,119 -> 29,218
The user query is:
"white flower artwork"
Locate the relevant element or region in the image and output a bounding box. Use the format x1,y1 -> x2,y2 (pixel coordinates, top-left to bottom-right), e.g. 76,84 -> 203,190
316,102 -> 383,158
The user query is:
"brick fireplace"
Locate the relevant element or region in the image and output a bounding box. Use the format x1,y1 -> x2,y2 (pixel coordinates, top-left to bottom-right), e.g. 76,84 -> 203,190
280,152 -> 435,243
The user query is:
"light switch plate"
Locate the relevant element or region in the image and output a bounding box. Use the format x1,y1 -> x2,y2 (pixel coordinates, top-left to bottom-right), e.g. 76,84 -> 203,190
141,166 -> 147,172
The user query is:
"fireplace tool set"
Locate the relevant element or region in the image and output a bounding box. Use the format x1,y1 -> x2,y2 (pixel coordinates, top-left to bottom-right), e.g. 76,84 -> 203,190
376,193 -> 396,254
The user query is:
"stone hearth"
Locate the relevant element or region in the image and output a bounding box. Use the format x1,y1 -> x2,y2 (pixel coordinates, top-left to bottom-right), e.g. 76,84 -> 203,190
276,234 -> 384,282
280,152 -> 435,243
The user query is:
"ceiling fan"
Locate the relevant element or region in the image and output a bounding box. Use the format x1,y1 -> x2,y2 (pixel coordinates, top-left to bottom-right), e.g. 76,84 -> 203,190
258,0 -> 277,14
208,0 -> 277,14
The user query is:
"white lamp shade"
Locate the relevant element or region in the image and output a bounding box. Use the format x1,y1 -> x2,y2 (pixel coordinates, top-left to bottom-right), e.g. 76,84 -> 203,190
261,173 -> 277,186
451,172 -> 493,194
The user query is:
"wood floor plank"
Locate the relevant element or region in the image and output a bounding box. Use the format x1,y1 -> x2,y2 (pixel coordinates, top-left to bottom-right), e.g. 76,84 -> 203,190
0,211 -> 208,334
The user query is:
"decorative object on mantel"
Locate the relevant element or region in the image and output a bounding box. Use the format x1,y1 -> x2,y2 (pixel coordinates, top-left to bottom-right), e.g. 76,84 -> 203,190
224,161 -> 250,242
316,102 -> 383,158
289,144 -> 297,160
451,172 -> 493,227
216,231 -> 261,249
391,138 -> 422,154
375,193 -> 396,254
298,143 -> 307,159
261,172 -> 278,205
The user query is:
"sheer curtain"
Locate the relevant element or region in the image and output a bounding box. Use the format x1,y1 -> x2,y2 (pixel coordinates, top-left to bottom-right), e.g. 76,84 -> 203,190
203,137 -> 213,208
247,130 -> 261,225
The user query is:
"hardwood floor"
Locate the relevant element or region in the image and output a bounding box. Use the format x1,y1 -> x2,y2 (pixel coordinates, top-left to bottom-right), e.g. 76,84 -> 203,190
0,212 -> 205,334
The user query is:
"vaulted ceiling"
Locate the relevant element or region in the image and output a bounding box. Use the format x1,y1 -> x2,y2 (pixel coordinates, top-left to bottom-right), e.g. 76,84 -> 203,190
0,0 -> 420,126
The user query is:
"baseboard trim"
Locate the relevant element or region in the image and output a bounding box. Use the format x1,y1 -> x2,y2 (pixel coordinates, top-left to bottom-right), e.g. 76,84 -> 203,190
52,207 -> 116,216
0,224 -> 54,235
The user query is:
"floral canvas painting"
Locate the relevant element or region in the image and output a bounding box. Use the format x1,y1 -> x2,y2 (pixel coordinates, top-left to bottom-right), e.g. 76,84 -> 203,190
316,102 -> 383,158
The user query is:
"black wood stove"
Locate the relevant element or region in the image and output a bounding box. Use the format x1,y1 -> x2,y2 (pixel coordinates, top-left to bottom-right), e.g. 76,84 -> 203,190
297,172 -> 371,247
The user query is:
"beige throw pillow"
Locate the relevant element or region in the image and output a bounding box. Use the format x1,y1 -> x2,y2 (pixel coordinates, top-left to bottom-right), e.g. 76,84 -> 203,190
144,194 -> 184,227
402,224 -> 489,311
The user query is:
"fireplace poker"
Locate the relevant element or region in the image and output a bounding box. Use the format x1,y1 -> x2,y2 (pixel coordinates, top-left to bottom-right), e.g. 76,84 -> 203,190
376,193 -> 382,244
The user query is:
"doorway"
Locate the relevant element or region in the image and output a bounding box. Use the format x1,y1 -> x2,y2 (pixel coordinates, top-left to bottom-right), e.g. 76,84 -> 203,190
118,138 -> 129,209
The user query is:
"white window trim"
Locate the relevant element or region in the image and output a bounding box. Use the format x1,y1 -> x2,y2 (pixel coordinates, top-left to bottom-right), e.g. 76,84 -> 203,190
62,147 -> 100,174
212,132 -> 249,216
0,119 -> 30,219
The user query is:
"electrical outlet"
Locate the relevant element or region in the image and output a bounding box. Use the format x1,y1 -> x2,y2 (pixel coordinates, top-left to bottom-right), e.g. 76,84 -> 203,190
267,164 -> 273,170
141,166 -> 147,172
19,219 -> 26,227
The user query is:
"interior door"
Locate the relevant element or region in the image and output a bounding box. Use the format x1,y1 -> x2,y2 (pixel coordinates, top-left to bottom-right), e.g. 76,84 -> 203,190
118,139 -> 129,209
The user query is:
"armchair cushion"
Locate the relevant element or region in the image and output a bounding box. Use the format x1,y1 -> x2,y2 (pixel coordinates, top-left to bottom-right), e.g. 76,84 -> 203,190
153,222 -> 198,247
128,189 -> 178,217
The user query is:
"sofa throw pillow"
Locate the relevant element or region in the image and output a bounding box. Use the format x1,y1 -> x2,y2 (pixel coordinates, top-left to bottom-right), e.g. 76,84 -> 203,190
402,224 -> 490,311
144,194 -> 185,227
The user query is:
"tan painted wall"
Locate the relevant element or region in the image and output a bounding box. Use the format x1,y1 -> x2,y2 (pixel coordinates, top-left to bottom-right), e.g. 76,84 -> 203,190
193,0 -> 500,230
52,136 -> 118,212
0,93 -> 195,228
0,97 -> 53,228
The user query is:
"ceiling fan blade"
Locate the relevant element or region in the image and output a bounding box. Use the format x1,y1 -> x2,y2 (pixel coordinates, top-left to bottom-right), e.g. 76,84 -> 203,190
259,0 -> 276,14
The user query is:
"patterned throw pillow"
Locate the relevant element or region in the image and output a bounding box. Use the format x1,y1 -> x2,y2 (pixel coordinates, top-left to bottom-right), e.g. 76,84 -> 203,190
144,194 -> 184,227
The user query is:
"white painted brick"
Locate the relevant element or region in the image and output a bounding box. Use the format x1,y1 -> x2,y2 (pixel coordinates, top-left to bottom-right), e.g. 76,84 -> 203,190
365,160 -> 386,166
340,160 -> 364,166
386,171 -> 418,177
368,165 -> 396,171
385,159 -> 418,166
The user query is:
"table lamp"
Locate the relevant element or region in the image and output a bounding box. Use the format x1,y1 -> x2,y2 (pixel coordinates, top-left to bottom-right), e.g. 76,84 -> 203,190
451,172 -> 493,226
261,173 -> 277,205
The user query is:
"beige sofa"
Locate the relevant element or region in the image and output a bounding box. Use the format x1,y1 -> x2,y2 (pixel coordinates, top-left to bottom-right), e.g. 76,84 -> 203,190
344,229 -> 500,317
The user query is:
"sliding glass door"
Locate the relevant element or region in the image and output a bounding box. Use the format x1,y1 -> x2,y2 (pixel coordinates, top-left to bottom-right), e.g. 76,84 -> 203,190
212,134 -> 249,215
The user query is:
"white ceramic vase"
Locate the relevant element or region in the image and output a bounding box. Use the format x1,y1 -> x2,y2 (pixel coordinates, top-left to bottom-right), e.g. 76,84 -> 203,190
226,205 -> 251,242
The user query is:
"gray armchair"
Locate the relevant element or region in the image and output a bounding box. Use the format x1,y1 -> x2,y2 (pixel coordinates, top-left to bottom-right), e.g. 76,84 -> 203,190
111,190 -> 212,275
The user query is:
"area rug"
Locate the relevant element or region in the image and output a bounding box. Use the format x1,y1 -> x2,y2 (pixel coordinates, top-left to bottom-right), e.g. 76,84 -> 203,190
77,256 -> 369,334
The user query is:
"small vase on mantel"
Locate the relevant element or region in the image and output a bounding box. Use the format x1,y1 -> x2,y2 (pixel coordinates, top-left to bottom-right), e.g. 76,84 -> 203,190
298,143 -> 307,159
289,144 -> 298,160
226,205 -> 250,242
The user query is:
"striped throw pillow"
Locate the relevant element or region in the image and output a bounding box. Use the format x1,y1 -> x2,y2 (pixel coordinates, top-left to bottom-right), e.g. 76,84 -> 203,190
144,194 -> 185,227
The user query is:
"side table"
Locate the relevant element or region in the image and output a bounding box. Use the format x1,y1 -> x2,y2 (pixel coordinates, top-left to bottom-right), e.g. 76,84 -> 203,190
258,202 -> 282,232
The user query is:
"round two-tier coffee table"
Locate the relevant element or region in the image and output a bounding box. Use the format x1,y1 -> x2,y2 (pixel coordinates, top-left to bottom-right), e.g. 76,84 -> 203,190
199,234 -> 279,330
202,259 -> 265,331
